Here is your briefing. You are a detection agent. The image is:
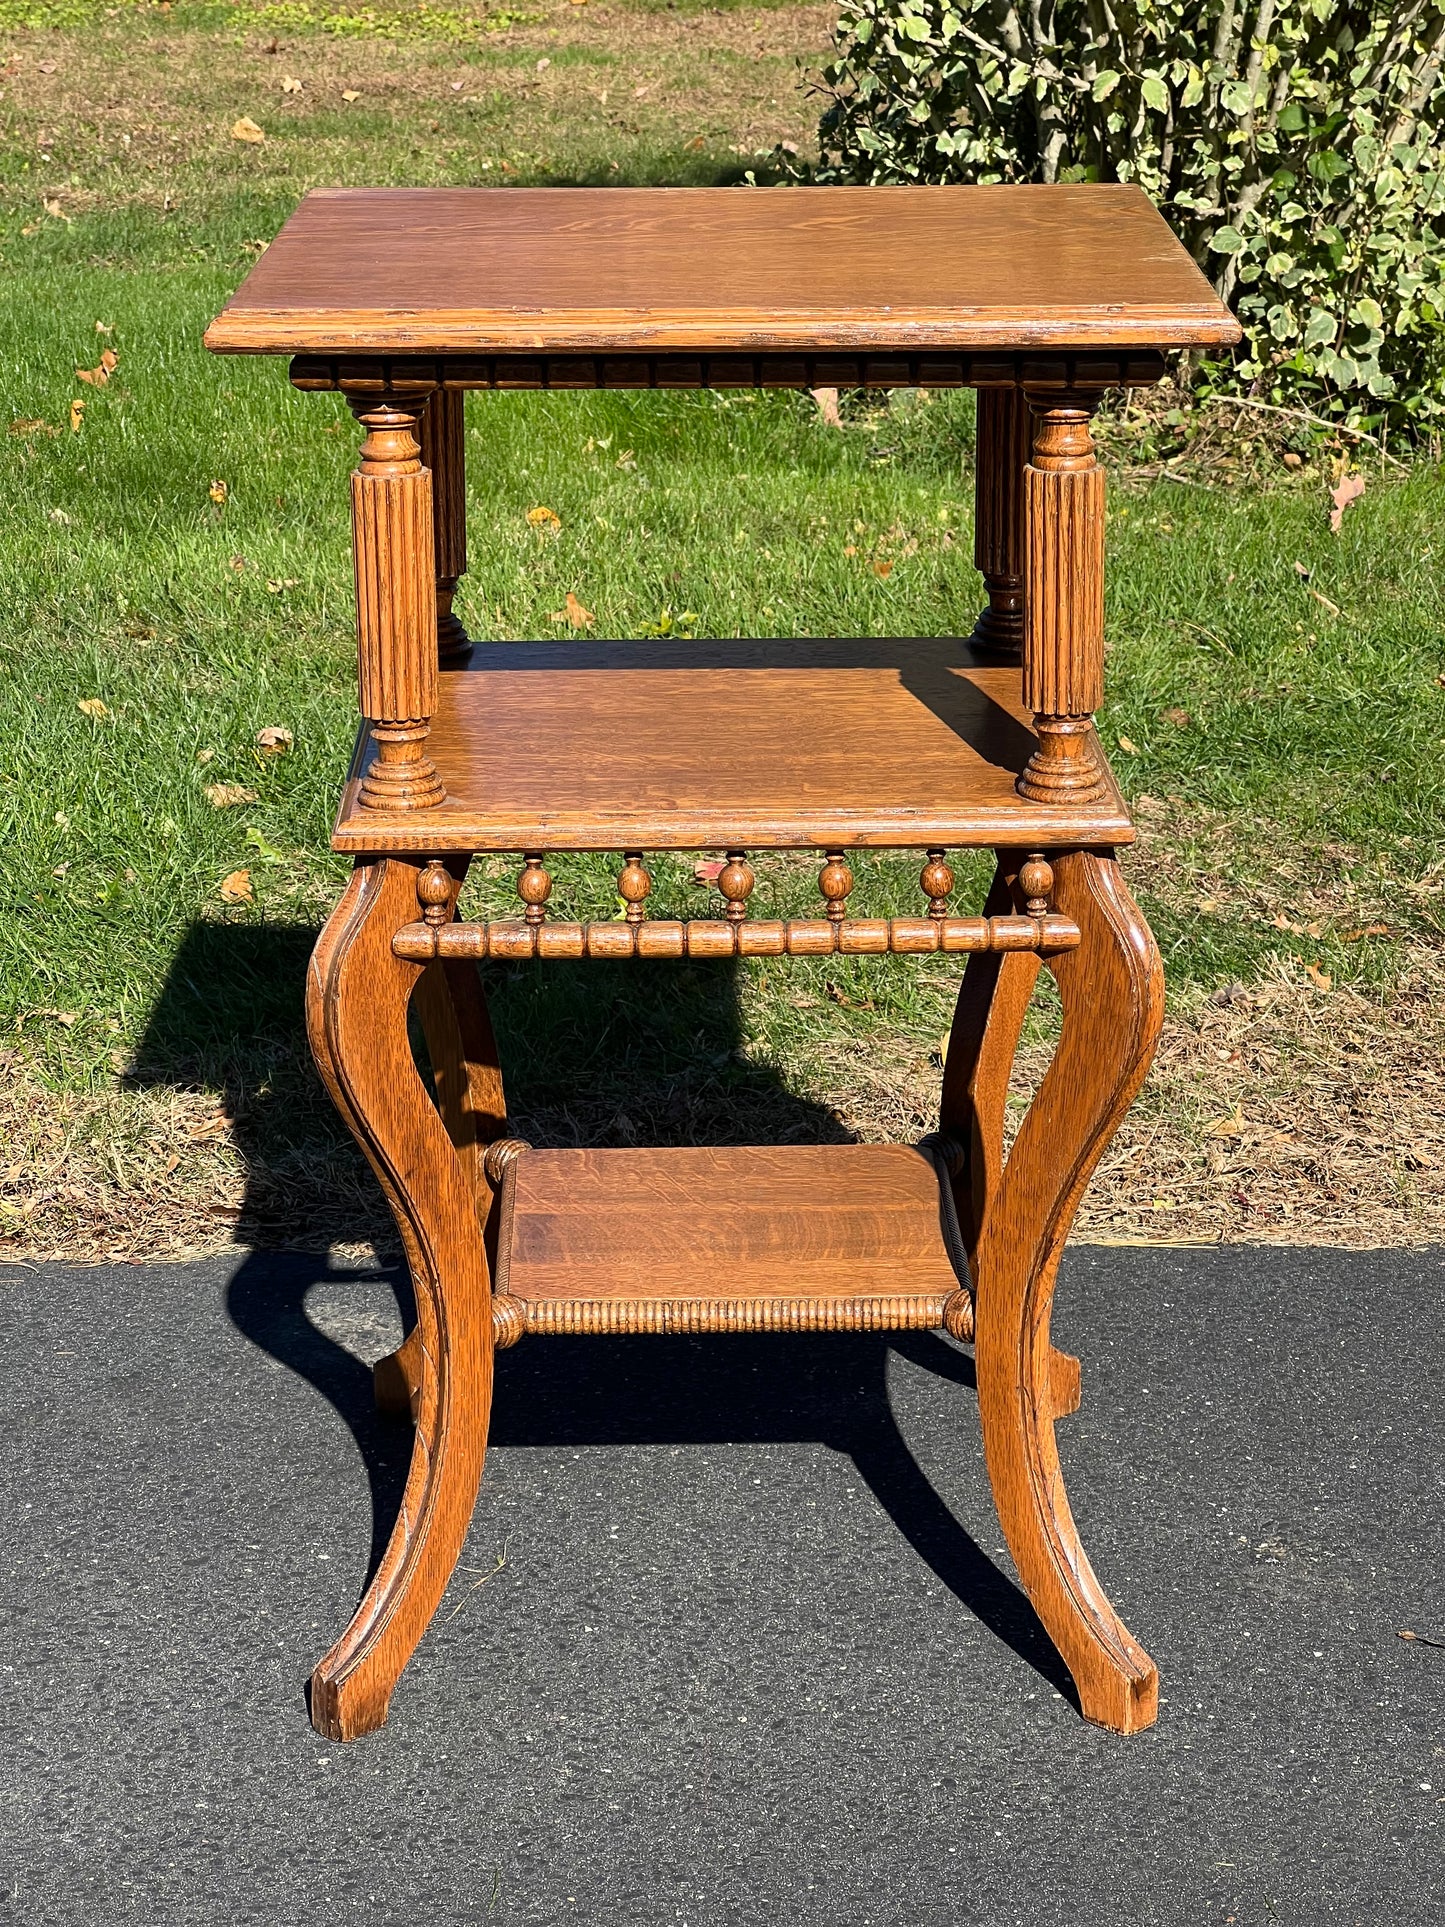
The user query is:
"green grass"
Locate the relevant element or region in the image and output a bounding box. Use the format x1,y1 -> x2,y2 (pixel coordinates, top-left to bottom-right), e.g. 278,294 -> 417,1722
2,0 -> 1443,1252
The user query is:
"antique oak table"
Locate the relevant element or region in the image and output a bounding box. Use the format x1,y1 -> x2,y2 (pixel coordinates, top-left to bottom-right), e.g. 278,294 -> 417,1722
206,185 -> 1238,1741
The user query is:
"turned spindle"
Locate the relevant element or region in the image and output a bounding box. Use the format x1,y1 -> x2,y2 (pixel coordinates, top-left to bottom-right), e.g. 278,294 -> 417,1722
417,859 -> 453,928
818,851 -> 852,923
1016,389 -> 1108,805
349,390 -> 445,810
418,385 -> 472,666
618,852 -> 651,924
717,851 -> 754,923
1019,853 -> 1054,916
970,387 -> 1029,661
920,848 -> 954,921
518,853 -> 552,926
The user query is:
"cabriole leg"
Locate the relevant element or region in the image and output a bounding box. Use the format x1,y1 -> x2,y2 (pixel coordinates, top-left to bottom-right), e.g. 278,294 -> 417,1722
973,848 -> 1165,1732
306,857 -> 493,1739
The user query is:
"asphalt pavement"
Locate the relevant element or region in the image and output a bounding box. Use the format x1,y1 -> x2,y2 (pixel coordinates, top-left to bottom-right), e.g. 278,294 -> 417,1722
1,1242 -> 1441,1926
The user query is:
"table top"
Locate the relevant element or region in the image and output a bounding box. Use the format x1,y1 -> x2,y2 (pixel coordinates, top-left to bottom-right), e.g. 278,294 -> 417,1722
205,185 -> 1238,358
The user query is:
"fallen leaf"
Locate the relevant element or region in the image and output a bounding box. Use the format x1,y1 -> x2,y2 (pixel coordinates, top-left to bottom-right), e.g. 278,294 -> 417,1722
38,58 -> 57,73
49,507 -> 72,526
685,135 -> 705,151
1343,923 -> 1391,941
1292,559 -> 1311,579
872,558 -> 893,578
1281,451 -> 1302,469
548,591 -> 595,629
341,89 -> 360,102
75,349 -> 119,387
1329,472 -> 1365,533
10,417 -> 57,439
195,748 -> 216,765
1116,735 -> 1139,755
1205,1107 -> 1246,1138
811,386 -> 842,428
1162,706 -> 1191,727
43,197 -> 70,223
204,782 -> 257,808
281,75 -> 303,93
218,869 -> 254,903
1309,586 -> 1342,617
265,577 -> 299,593
50,862 -> 69,878
1304,962 -> 1333,991
76,697 -> 108,719
69,397 -> 85,433
255,724 -> 293,754
230,554 -> 248,573
536,56 -> 551,71
230,116 -> 266,144
164,1154 -> 181,1176
209,479 -> 228,507
94,320 -> 113,336
936,1032 -> 951,1065
1399,1628 -> 1445,1648
825,981 -> 876,1011
526,504 -> 561,534
693,859 -> 725,886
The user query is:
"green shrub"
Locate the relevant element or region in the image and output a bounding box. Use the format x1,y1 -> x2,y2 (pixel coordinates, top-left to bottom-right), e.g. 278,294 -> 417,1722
814,1 -> 1445,426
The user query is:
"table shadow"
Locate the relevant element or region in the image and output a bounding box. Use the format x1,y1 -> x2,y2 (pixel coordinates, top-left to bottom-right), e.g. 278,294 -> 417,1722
224,1250 -> 1074,1707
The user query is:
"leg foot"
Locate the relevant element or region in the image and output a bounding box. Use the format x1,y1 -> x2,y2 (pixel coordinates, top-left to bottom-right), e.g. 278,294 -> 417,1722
974,849 -> 1164,1732
306,859 -> 494,1740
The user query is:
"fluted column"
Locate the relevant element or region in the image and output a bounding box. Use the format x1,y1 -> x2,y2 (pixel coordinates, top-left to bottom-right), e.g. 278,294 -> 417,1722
969,386 -> 1029,660
418,385 -> 472,665
349,390 -> 445,810
1016,390 -> 1108,805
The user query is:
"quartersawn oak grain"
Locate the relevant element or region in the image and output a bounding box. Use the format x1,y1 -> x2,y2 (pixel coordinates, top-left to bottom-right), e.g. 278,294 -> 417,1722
203,185 -> 1240,356
330,637 -> 1136,853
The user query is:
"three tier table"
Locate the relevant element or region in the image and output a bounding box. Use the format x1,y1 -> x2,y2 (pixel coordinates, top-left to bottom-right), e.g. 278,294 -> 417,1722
206,183 -> 1239,1741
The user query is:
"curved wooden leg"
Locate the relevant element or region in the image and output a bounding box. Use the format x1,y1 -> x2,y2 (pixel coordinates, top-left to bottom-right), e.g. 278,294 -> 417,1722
974,849 -> 1164,1732
306,857 -> 494,1740
939,857 -> 1040,1278
375,859 -> 508,1417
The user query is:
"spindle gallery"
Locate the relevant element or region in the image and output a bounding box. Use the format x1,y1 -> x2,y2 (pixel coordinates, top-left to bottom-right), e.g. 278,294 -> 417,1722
206,183 -> 1239,1742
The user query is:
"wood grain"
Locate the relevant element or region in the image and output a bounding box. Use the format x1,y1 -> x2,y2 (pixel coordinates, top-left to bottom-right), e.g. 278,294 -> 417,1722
492,1144 -> 960,1330
348,396 -> 444,810
304,858 -> 493,1740
204,186 -> 1239,355
392,912 -> 1081,961
973,848 -> 1165,1734
330,639 -> 1134,853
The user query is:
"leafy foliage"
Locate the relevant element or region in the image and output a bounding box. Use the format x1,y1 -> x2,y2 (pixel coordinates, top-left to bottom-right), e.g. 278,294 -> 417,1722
814,1 -> 1445,425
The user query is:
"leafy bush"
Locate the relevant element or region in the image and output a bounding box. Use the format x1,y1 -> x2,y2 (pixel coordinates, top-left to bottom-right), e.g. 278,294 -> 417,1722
814,2 -> 1445,426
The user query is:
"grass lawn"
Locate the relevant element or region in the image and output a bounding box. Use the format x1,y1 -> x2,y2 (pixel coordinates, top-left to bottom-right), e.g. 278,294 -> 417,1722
3,0 -> 1444,1258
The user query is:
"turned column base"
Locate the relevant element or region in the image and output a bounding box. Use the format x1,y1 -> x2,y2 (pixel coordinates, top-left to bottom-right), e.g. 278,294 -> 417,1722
437,580 -> 473,666
1016,717 -> 1109,805
968,587 -> 1024,661
359,722 -> 447,810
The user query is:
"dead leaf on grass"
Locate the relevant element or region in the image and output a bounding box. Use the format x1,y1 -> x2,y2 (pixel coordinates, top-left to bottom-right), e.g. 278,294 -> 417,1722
208,479 -> 228,507
218,869 -> 254,903
1162,706 -> 1191,727
341,89 -> 360,103
204,783 -> 258,809
69,397 -> 86,433
1343,923 -> 1391,941
255,724 -> 293,754
548,592 -> 595,629
693,859 -> 725,886
281,75 -> 303,93
1206,1106 -> 1246,1139
872,559 -> 893,578
527,504 -> 561,534
230,117 -> 266,144
75,349 -> 118,388
10,417 -> 57,440
1329,472 -> 1365,533
76,698 -> 108,720
1304,962 -> 1333,991
811,386 -> 842,428
1116,734 -> 1139,754
43,197 -> 70,224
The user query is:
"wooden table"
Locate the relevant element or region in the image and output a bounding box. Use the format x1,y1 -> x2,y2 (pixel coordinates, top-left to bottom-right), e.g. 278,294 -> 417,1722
207,185 -> 1238,1742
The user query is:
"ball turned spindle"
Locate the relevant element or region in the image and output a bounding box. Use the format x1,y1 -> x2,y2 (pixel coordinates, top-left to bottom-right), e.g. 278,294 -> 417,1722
819,852 -> 852,923
1019,853 -> 1054,916
417,859 -> 453,928
518,853 -> 552,926
717,851 -> 754,923
920,849 -> 954,921
618,852 -> 652,924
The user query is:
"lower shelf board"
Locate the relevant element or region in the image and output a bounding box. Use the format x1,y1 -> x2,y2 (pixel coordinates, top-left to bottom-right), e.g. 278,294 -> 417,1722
491,1143 -> 964,1337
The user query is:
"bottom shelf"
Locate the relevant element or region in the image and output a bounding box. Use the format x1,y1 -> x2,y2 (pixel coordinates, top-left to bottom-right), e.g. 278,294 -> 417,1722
491,1144 -> 963,1336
